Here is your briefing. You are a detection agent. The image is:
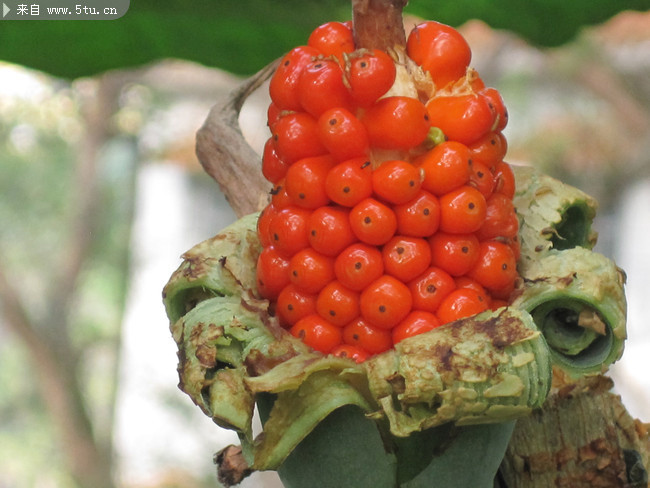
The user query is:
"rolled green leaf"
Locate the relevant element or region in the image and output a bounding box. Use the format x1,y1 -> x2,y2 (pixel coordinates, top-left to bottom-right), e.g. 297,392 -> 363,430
363,308 -> 551,437
169,295 -> 276,436
163,212 -> 262,324
512,247 -> 627,376
513,165 -> 598,264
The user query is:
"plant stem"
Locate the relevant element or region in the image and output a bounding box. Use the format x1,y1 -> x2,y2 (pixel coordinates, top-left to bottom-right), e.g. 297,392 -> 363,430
352,0 -> 408,51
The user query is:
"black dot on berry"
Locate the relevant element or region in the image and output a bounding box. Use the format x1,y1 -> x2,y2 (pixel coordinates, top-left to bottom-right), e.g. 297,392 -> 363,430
502,263 -> 508,270
287,304 -> 294,311
427,284 -> 436,293
477,171 -> 484,178
424,114 -> 429,121
339,351 -> 349,358
379,305 -> 386,313
396,247 -> 405,255
409,180 -> 415,187
462,246 -> 469,253
355,262 -> 362,270
343,186 -> 351,193
298,329 -> 306,339
490,138 -> 497,146
423,208 -> 430,216
273,233 -> 279,241
284,60 -> 290,67
329,310 -> 336,316
360,61 -> 368,68
353,334 -> 360,341
361,161 -> 371,169
311,230 -> 317,236
299,193 -> 305,199
469,202 -> 476,210
292,270 -> 298,277
329,118 -> 337,126
364,216 -> 372,224
314,63 -> 323,68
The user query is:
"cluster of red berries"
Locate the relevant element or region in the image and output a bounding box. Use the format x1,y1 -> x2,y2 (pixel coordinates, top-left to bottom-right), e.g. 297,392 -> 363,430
255,20 -> 520,363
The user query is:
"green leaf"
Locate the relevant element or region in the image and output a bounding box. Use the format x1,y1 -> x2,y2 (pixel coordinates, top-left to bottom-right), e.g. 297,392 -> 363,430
1,0 -> 647,79
0,0 -> 349,79
405,0 -> 650,48
274,405 -> 397,488
401,422 -> 516,488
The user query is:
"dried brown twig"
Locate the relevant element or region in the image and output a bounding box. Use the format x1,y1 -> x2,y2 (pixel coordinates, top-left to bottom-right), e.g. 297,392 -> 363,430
195,60 -> 278,218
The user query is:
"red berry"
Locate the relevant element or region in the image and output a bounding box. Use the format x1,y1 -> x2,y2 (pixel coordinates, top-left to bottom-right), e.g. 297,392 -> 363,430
334,243 -> 384,291
480,87 -> 508,131
408,266 -> 456,313
347,49 -> 397,106
268,179 -> 290,208
468,132 -> 508,169
289,247 -> 336,294
298,58 -> 352,117
439,185 -> 487,234
308,206 -> 357,257
318,107 -> 370,161
469,160 -> 496,199
416,141 -> 472,196
325,157 -> 373,207
429,232 -> 480,277
426,93 -> 494,146
276,284 -> 318,327
476,193 -> 519,241
436,288 -> 488,324
257,204 -> 280,248
393,190 -> 441,238
270,46 -> 320,111
382,236 -> 431,283
468,240 -> 518,292
270,206 -> 312,257
342,317 -> 392,355
256,246 -> 291,300
331,343 -> 370,363
262,137 -> 289,184
308,21 -> 355,60
349,198 -> 398,246
316,280 -> 360,327
285,155 -> 335,209
360,275 -> 412,330
454,276 -> 491,307
362,96 -> 430,150
493,160 -> 516,199
392,310 -> 440,344
291,314 -> 342,354
267,102 -> 282,131
273,112 -> 327,164
372,159 -> 422,205
406,21 -> 472,88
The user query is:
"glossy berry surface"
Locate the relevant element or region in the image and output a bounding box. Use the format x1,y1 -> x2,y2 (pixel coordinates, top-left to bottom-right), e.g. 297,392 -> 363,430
256,19 -> 520,359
